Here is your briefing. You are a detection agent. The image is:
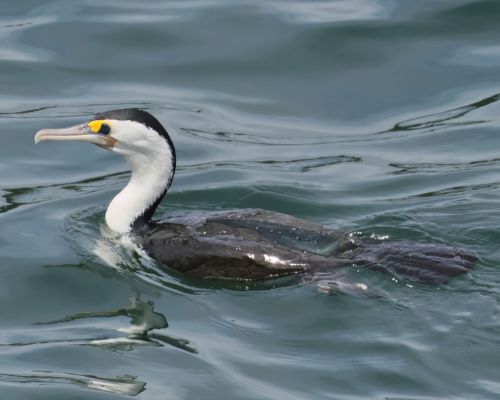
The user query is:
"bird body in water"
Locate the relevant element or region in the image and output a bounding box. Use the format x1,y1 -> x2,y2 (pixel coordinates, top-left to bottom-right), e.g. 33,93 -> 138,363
35,108 -> 475,285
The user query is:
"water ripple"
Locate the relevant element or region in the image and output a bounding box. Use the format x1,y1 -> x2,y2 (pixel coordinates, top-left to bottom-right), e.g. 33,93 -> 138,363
263,0 -> 390,24
0,371 -> 145,396
182,155 -> 361,173
0,16 -> 54,62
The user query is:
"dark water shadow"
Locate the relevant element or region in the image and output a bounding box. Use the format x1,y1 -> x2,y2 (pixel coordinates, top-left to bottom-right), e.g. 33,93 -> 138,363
409,180 -> 500,199
389,157 -> 500,175
383,92 -> 500,133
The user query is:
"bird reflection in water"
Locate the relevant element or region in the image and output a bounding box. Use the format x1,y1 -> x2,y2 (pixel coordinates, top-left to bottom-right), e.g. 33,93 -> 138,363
39,294 -> 197,353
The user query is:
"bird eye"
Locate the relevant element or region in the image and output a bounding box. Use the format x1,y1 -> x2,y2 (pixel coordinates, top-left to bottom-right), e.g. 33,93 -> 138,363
98,123 -> 111,135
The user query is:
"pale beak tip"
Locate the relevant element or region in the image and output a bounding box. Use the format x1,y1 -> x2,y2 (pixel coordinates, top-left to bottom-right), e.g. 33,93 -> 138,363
34,130 -> 45,144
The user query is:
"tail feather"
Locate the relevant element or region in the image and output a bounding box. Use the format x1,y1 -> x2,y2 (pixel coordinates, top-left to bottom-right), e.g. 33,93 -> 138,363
353,242 -> 476,284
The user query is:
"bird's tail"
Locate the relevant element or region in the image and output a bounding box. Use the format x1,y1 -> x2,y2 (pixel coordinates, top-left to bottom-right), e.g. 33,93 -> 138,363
353,241 -> 476,284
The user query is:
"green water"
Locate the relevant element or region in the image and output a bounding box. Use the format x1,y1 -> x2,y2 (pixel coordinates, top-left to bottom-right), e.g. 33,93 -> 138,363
1,1 -> 500,399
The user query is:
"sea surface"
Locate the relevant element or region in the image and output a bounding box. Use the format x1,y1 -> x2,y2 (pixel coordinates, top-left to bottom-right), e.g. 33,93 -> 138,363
1,1 -> 500,399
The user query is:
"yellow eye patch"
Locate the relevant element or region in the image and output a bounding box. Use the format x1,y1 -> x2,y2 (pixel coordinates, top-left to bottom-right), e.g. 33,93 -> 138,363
88,120 -> 111,134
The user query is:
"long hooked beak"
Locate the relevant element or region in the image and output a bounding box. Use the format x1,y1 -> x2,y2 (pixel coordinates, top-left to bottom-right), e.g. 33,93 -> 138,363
34,123 -> 116,149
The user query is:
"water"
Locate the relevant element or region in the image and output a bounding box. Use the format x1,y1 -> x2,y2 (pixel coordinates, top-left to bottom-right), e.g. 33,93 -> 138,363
1,0 -> 500,398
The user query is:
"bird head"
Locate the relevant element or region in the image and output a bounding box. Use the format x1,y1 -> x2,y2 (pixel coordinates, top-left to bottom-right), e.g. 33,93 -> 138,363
34,108 -> 176,162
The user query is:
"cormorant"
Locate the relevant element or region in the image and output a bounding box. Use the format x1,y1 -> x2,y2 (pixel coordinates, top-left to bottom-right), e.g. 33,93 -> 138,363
35,108 -> 475,285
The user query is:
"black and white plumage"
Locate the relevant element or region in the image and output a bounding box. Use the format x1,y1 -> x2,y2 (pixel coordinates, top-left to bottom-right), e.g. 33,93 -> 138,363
35,108 -> 475,284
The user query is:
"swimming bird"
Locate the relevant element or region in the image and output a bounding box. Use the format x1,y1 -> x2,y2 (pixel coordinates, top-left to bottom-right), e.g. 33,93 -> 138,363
34,108 -> 475,285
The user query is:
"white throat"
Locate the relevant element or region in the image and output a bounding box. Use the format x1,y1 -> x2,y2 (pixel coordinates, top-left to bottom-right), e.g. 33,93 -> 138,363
105,121 -> 174,233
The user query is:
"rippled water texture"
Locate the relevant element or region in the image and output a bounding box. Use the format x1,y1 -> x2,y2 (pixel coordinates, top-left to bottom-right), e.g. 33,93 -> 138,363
2,1 -> 500,399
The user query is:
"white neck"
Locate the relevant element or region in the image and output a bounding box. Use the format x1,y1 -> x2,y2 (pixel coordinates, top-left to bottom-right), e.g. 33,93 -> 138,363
105,122 -> 174,233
